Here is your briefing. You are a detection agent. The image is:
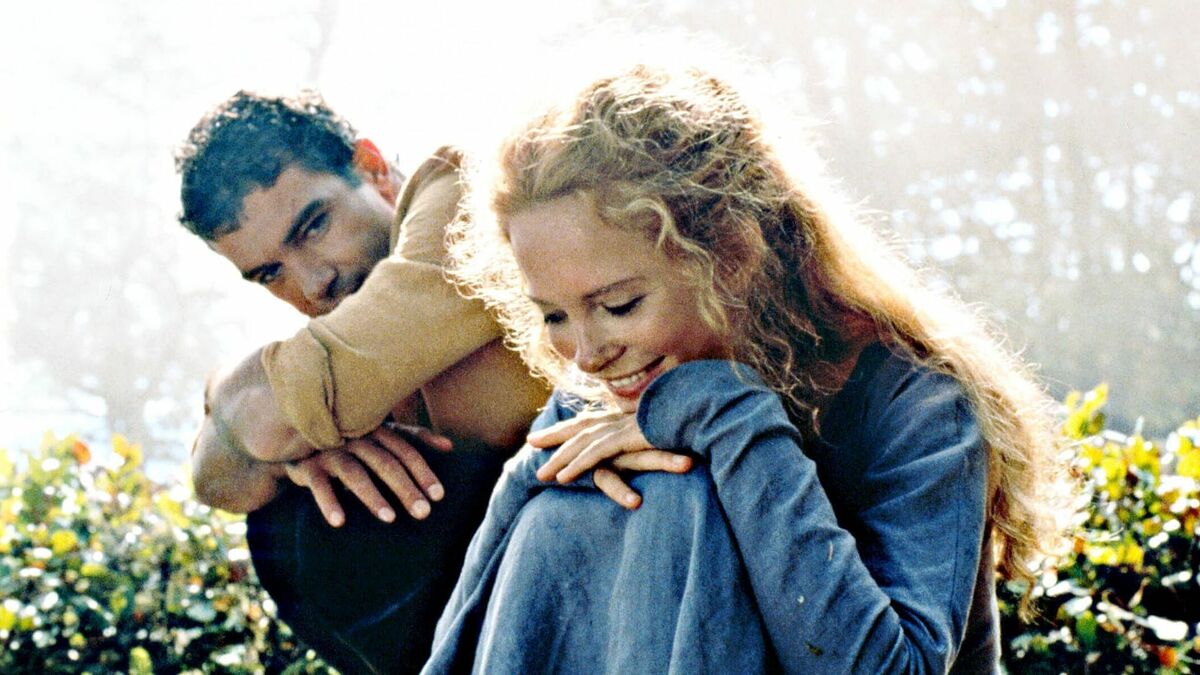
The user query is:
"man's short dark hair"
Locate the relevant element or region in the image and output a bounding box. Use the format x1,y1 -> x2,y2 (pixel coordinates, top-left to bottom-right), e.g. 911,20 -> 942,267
175,90 -> 359,241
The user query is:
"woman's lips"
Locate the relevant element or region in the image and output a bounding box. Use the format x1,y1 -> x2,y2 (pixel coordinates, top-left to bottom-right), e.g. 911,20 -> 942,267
601,356 -> 667,400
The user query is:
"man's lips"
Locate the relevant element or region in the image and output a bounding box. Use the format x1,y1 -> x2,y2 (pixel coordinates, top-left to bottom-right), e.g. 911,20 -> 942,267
600,356 -> 667,399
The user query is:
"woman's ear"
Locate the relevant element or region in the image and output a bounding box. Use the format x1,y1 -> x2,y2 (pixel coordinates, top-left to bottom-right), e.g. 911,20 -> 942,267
352,138 -> 400,203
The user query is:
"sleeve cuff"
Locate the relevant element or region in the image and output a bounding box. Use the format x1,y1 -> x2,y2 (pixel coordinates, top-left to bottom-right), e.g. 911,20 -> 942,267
636,360 -> 770,450
261,336 -> 344,449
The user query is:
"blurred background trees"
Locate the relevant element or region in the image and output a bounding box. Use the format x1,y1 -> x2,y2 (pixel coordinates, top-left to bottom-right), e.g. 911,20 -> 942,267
1,0 -> 1196,466
613,0 -> 1199,432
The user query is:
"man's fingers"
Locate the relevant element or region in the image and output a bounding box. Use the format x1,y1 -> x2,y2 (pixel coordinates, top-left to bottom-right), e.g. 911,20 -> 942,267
287,465 -> 346,528
593,467 -> 641,510
367,432 -> 444,503
347,439 -> 432,519
323,451 -> 396,523
386,423 -> 453,453
609,450 -> 693,474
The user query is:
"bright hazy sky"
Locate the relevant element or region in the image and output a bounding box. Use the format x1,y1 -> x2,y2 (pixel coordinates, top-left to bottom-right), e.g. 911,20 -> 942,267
0,0 -> 742,467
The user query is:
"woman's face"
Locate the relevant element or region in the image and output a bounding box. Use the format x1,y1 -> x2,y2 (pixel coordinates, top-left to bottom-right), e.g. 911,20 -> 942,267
507,192 -> 730,412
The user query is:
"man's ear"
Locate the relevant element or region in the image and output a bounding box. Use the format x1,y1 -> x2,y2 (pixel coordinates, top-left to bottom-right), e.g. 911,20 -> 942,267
352,138 -> 400,204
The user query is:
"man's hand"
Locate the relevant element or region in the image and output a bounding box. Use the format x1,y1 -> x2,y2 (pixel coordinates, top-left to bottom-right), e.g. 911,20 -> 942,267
526,411 -> 693,510
283,423 -> 452,527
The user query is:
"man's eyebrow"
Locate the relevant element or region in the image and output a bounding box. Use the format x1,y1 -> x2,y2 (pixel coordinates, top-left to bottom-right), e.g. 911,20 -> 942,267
527,276 -> 647,306
241,262 -> 278,282
283,199 -> 327,246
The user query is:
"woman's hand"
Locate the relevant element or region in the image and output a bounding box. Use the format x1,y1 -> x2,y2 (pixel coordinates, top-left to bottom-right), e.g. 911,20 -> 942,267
526,411 -> 693,510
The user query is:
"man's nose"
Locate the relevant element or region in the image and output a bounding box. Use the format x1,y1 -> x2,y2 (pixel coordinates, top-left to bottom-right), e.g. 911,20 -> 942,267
298,262 -> 337,304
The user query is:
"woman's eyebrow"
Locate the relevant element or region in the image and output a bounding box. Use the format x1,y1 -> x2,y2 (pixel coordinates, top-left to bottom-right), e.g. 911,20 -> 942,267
527,277 -> 647,307
582,276 -> 647,303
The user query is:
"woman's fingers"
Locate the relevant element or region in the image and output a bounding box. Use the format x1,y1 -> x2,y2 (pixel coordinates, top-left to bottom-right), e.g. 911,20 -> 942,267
556,421 -> 652,483
535,414 -> 654,483
535,422 -> 608,481
526,410 -> 624,448
593,467 -> 641,510
609,450 -> 693,474
556,429 -> 633,483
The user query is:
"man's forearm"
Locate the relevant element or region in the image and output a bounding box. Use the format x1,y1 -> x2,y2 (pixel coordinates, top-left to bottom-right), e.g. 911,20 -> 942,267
192,347 -> 318,512
191,413 -> 286,513
208,347 -> 313,463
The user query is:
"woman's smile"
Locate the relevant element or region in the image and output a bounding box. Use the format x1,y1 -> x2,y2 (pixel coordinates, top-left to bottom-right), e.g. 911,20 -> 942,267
600,356 -> 667,401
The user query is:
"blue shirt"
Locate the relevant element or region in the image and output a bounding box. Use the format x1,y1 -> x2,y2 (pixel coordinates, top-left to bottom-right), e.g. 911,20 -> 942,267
424,344 -> 997,673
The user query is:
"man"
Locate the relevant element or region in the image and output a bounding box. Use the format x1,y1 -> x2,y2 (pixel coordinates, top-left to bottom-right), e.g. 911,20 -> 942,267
175,90 -> 551,673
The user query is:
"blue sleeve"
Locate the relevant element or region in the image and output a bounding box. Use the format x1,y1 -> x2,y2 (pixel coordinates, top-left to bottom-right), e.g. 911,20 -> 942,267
636,361 -> 987,673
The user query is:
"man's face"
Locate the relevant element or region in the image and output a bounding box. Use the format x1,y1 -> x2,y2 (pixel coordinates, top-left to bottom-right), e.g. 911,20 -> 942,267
211,165 -> 393,317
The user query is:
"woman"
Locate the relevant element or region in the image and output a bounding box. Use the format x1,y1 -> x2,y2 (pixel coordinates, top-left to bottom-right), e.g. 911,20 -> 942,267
425,65 -> 1074,673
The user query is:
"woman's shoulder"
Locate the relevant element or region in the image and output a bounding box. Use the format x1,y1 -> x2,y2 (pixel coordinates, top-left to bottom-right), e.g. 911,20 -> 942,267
842,342 -> 972,422
823,342 -> 980,466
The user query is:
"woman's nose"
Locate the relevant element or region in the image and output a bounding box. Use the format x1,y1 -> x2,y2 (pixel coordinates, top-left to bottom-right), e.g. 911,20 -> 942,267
573,326 -> 619,374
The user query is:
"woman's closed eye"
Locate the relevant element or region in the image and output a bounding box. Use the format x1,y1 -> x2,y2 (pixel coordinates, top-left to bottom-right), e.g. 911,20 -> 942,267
542,309 -> 568,325
603,296 -> 643,317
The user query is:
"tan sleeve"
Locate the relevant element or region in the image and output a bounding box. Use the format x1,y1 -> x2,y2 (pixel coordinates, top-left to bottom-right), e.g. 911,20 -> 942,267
261,149 -> 501,449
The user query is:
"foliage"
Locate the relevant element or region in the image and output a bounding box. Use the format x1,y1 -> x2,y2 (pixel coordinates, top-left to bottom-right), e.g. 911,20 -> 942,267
1000,385 -> 1200,673
0,433 -> 330,674
4,385 -> 1199,672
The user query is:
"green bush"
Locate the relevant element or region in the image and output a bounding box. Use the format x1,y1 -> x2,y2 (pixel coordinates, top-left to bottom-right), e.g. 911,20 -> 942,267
0,433 -> 331,674
1000,385 -> 1200,673
3,387 -> 1197,673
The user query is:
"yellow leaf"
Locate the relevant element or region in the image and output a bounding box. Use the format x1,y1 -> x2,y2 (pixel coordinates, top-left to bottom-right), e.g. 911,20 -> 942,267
129,646 -> 153,675
1064,390 -> 1081,411
1178,446 -> 1200,480
0,449 -> 14,485
81,562 -> 107,578
1077,444 -> 1104,471
1118,541 -> 1145,568
1128,436 -> 1160,478
49,529 -> 78,556
155,494 -> 191,529
112,434 -> 143,469
110,590 -> 128,615
1085,543 -> 1119,566
0,606 -> 14,632
1100,456 -> 1127,484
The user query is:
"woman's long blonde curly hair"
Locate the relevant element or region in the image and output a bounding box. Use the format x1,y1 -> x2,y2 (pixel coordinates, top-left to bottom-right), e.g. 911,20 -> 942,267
448,64 -> 1075,616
